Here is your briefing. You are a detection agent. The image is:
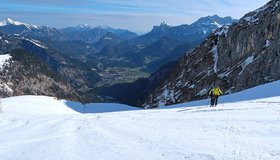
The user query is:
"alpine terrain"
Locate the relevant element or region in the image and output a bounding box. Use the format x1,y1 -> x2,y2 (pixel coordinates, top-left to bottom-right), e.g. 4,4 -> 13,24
0,0 -> 279,160
0,15 -> 236,103
142,0 -> 280,108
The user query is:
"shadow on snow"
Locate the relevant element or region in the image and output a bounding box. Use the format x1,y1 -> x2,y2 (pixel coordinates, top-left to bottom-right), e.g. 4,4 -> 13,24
64,101 -> 141,114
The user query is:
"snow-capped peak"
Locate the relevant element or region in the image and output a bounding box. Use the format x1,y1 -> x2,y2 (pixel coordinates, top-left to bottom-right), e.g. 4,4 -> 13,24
4,18 -> 16,24
76,24 -> 94,29
159,22 -> 172,27
0,18 -> 38,29
193,15 -> 236,27
74,24 -> 112,30
0,18 -> 25,26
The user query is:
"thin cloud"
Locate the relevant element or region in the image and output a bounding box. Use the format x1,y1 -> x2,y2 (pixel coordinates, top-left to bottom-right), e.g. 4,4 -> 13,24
6,0 -> 270,17
9,0 -> 91,5
1,0 -> 271,33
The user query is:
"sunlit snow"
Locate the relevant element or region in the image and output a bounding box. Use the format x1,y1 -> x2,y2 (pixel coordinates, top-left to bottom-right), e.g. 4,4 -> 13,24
0,81 -> 280,160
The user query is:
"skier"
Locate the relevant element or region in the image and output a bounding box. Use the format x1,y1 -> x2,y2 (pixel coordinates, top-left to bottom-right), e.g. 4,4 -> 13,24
209,86 -> 223,107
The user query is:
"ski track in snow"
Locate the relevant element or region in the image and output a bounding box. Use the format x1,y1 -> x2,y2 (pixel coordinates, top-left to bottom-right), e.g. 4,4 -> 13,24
0,100 -> 279,160
0,82 -> 280,160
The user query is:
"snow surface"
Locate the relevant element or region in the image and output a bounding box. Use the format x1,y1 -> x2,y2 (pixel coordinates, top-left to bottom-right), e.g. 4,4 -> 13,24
242,4 -> 268,23
239,55 -> 254,75
0,81 -> 280,160
1,96 -> 140,115
211,45 -> 218,73
215,26 -> 229,37
0,83 -> 13,94
25,39 -> 47,49
0,54 -> 12,70
156,85 -> 177,107
242,1 -> 280,25
213,21 -> 222,28
265,40 -> 271,47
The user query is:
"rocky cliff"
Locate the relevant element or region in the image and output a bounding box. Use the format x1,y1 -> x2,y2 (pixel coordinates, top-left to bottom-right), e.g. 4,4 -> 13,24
143,0 -> 280,108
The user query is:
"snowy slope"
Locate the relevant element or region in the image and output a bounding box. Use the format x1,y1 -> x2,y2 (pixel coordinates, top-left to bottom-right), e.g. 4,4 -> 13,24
0,54 -> 12,70
166,80 -> 280,108
0,95 -> 140,114
0,81 -> 280,160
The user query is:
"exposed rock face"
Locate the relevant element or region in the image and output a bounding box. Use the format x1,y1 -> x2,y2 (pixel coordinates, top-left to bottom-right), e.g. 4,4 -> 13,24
143,0 -> 280,108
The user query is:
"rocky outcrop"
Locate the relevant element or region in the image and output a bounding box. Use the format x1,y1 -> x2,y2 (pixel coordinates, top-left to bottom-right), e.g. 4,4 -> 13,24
143,0 -> 280,108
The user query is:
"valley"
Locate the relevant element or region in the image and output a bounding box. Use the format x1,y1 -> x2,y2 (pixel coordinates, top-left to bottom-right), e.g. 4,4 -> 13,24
96,67 -> 149,87
0,15 -> 237,104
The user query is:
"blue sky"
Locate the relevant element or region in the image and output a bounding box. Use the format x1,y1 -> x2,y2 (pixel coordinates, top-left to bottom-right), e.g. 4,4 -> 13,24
0,0 -> 270,33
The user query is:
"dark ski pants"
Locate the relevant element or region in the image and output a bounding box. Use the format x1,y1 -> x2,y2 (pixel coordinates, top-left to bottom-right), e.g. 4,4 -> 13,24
210,95 -> 219,106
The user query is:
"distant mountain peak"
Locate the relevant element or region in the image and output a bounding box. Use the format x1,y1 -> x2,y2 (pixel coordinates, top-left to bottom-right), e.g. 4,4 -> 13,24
4,18 -> 14,24
159,22 -> 172,27
0,18 -> 38,29
151,22 -> 172,33
0,18 -> 24,26
69,25 -> 113,31
76,24 -> 94,29
192,15 -> 237,28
